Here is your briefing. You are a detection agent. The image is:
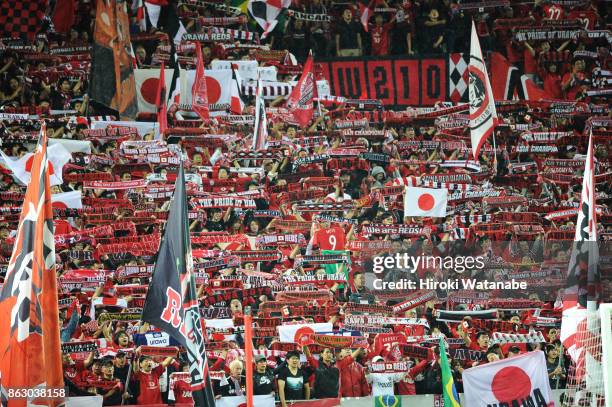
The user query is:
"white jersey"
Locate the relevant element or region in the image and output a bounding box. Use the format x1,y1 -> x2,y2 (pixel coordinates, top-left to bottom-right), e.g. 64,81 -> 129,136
366,372 -> 405,396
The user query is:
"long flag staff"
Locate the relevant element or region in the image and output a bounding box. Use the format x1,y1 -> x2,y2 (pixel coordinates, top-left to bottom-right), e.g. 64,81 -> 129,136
121,320 -> 144,405
555,343 -> 565,390
244,310 -> 255,407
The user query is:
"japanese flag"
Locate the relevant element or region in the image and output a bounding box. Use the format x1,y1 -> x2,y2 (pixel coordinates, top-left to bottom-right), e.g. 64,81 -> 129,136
135,68 -> 174,113
181,69 -> 232,109
0,143 -> 71,186
463,351 -> 554,407
404,187 -> 448,218
51,190 -> 83,209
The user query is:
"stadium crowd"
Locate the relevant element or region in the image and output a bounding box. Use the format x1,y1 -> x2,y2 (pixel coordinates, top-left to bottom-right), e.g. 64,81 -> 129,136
0,0 -> 610,406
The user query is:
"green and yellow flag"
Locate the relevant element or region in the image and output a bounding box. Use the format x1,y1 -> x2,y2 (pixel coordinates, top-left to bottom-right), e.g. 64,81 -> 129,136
440,337 -> 461,407
230,0 -> 249,15
374,395 -> 401,407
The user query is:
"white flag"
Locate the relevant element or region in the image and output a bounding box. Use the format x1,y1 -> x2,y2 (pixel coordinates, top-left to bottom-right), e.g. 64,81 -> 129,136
404,187 -> 448,218
134,68 -> 174,113
0,143 -> 71,186
560,130 -> 599,371
468,20 -> 497,160
181,69 -> 233,109
52,190 -> 83,209
463,351 -> 554,407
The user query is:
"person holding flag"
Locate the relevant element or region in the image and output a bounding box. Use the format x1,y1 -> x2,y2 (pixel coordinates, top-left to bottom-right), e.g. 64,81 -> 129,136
141,162 -> 216,407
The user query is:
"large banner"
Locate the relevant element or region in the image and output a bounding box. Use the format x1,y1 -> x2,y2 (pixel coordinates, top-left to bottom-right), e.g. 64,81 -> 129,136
462,351 -> 554,407
318,54 -> 469,107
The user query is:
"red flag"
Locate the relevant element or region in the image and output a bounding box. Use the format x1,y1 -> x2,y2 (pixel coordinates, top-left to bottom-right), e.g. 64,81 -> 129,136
244,314 -> 254,407
230,67 -> 245,114
0,124 -> 65,407
230,79 -> 245,114
156,61 -> 168,134
52,0 -> 75,33
192,45 -> 210,120
520,74 -> 551,101
489,52 -> 518,101
286,51 -> 316,128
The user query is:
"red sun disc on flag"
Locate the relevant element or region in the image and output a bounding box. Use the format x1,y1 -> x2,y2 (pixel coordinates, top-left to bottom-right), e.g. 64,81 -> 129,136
294,326 -> 315,346
26,155 -> 54,175
491,366 -> 531,402
417,193 -> 435,211
141,77 -> 160,105
206,76 -> 221,104
52,201 -> 67,209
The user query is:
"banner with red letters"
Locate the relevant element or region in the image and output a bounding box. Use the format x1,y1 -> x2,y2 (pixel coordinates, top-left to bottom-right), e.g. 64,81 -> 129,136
317,55 -> 453,107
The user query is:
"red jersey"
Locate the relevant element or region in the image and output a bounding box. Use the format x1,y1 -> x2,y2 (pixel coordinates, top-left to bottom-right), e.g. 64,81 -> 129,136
394,322 -> 426,337
395,360 -> 428,395
567,10 -> 597,30
543,4 -> 564,20
173,380 -> 194,405
562,72 -> 585,100
313,226 -> 346,250
133,365 -> 165,405
54,219 -> 73,235
543,72 -> 563,99
64,360 -> 86,382
370,23 -> 393,56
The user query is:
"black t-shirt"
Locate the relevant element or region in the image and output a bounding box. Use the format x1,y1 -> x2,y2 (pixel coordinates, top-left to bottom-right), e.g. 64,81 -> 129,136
101,386 -> 123,406
277,366 -> 307,401
422,21 -> 446,48
253,369 -> 275,395
336,20 -> 361,50
313,362 -> 339,398
114,364 -> 130,383
205,219 -> 226,231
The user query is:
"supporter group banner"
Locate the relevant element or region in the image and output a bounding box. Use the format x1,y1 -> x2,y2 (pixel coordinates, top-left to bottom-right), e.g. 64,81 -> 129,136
317,54 -> 469,107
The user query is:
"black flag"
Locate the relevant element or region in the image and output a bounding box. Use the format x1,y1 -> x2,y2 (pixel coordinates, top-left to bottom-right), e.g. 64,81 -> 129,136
142,163 -> 215,407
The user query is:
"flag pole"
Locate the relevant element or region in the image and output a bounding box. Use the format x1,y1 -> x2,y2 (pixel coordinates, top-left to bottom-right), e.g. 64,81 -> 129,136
492,127 -> 498,174
486,45 -> 498,174
555,343 -> 564,390
317,98 -> 325,130
244,312 -> 254,407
